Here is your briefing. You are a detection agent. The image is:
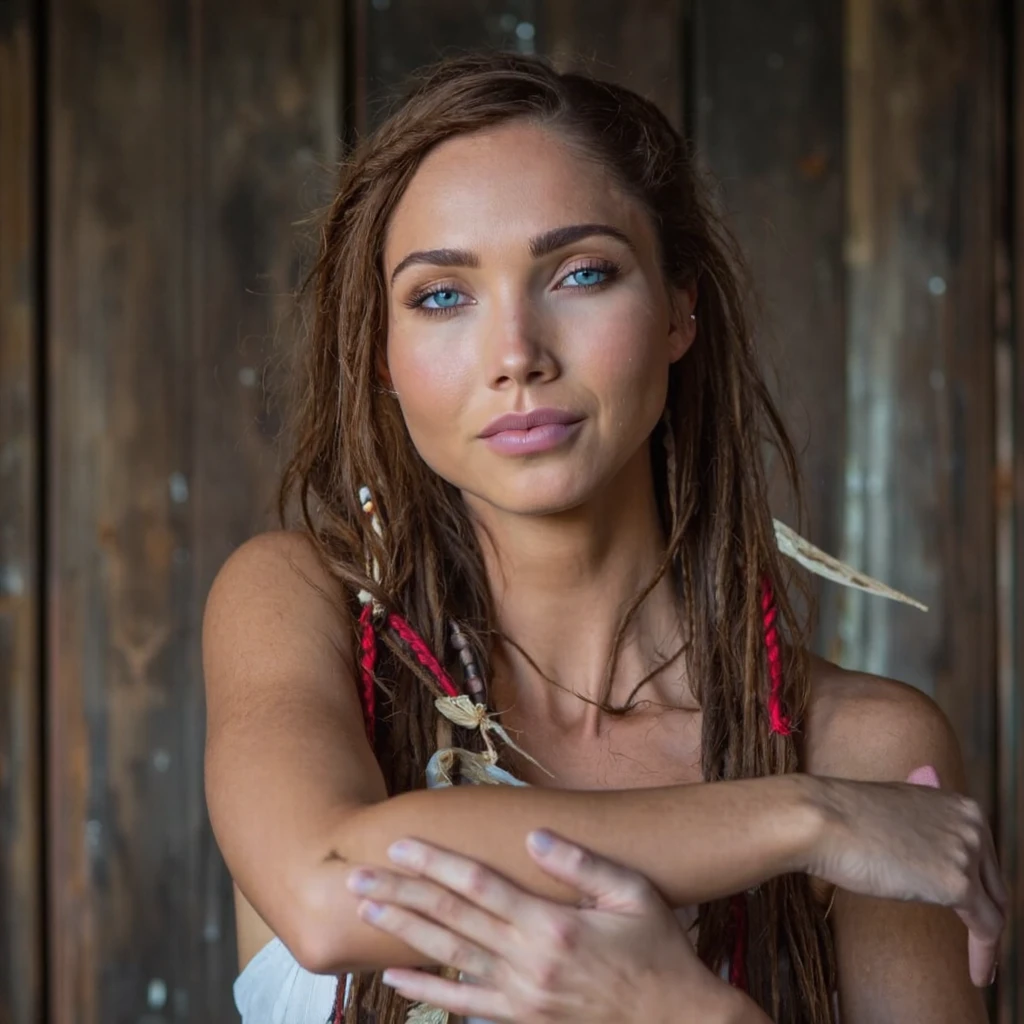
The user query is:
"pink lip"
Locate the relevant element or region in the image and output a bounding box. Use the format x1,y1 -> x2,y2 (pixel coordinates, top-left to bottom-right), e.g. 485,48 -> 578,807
482,420 -> 584,455
479,407 -> 584,438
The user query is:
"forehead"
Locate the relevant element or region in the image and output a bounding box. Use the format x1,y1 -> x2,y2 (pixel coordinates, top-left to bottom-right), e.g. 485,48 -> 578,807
384,120 -> 651,266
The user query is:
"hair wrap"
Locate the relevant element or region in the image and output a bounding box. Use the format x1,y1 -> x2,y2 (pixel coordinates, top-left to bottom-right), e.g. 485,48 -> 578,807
727,574 -> 793,993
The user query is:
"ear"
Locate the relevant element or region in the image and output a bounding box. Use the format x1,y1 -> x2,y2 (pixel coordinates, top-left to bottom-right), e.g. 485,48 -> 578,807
667,282 -> 698,364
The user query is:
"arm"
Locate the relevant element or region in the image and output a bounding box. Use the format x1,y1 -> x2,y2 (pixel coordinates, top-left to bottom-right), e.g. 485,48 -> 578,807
204,532 -> 818,974
806,665 -> 992,1023
205,533 -> 1002,985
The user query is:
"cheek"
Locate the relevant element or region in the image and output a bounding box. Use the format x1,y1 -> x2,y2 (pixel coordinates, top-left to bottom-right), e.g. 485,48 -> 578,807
387,325 -> 475,472
571,300 -> 668,431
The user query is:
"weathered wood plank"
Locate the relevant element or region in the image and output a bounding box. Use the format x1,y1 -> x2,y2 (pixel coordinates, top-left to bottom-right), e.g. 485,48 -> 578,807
840,0 -> 998,812
997,2 -> 1023,1017
186,2 -> 341,1013
0,3 -> 43,1023
360,0 -> 536,131
48,2 -> 193,1017
359,0 -> 683,132
542,0 -> 684,129
48,0 -> 340,1020
691,0 -> 846,658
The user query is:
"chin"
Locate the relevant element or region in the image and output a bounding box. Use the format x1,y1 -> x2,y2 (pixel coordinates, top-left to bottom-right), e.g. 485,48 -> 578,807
462,460 -> 611,518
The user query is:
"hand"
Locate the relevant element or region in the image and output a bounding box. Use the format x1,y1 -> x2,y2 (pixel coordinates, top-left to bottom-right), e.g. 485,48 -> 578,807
346,831 -> 755,1023
804,764 -> 1007,986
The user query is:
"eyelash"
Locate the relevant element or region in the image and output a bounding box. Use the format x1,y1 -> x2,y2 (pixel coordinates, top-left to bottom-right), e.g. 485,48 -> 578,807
404,259 -> 621,318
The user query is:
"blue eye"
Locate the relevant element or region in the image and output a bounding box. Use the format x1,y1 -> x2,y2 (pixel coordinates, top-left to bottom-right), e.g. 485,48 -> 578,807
420,288 -> 463,310
561,265 -> 615,289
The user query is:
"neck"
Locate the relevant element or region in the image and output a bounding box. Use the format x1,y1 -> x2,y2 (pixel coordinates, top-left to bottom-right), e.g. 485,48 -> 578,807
467,448 -> 692,735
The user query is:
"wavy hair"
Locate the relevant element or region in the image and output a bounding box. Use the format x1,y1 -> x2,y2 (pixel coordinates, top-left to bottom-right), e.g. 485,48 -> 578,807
279,51 -> 834,1024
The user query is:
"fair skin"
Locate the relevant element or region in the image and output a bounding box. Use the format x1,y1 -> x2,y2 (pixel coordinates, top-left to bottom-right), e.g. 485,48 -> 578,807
205,121 -> 1004,1023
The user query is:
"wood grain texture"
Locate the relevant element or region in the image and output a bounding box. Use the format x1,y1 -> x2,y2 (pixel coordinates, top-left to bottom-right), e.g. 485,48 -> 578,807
0,3 -> 42,1023
840,0 -> 998,812
47,1 -> 340,1020
691,0 -> 846,659
360,0 -> 536,131
359,0 -> 682,130
541,0 -> 684,129
998,2 -> 1023,1017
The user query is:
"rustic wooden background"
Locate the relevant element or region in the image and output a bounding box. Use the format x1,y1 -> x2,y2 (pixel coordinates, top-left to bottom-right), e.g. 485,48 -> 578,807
1,0 -> 1021,1021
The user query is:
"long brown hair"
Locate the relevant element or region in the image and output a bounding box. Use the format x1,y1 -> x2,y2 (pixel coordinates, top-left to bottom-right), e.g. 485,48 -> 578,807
279,51 -> 835,1024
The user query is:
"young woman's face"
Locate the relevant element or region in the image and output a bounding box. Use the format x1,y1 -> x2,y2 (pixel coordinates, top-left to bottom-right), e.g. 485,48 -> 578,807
382,120 -> 694,517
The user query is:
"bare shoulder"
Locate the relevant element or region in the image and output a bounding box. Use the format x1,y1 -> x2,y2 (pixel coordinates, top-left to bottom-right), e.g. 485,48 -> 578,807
202,529 -> 354,724
803,654 -> 967,791
206,528 -> 344,612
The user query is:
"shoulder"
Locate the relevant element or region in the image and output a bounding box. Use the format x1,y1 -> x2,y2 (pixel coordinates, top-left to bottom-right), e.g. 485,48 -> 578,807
803,654 -> 967,791
205,529 -> 346,626
202,530 -> 354,707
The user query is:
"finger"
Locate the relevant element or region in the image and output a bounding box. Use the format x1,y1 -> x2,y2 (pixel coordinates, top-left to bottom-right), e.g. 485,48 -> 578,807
975,831 -> 1007,987
526,830 -> 652,910
386,839 -> 544,927
358,900 -> 498,981
906,764 -> 941,788
954,880 -> 1003,987
965,930 -> 999,988
347,867 -> 518,960
380,968 -> 511,1022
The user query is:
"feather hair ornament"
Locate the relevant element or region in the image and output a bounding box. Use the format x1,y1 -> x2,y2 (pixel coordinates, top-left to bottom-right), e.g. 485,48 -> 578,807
773,519 -> 927,611
433,695 -> 554,775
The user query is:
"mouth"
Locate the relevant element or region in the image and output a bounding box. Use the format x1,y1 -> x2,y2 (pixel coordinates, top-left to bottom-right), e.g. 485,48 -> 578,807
480,418 -> 585,456
479,407 -> 584,438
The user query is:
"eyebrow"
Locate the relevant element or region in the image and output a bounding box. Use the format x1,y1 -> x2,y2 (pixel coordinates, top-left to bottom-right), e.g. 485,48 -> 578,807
389,223 -> 635,285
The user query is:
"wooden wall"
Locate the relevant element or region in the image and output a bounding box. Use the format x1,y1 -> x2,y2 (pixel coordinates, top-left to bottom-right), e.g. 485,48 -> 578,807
0,3 -> 43,1023
44,1 -> 341,1020
0,0 -> 1019,1020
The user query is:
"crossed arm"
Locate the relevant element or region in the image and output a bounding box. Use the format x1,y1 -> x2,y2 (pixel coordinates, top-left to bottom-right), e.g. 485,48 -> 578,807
204,532 -> 997,1022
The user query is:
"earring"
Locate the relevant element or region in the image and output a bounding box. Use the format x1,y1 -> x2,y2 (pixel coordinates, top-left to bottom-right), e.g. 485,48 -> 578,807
689,313 -> 696,321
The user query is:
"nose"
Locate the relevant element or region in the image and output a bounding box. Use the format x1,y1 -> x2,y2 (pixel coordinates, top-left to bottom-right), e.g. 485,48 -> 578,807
485,297 -> 561,391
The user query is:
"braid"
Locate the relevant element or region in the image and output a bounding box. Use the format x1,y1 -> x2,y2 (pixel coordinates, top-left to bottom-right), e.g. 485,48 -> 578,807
761,577 -> 792,736
332,601 -> 467,1024
385,613 -> 459,697
727,577 -> 795,994
357,603 -> 378,744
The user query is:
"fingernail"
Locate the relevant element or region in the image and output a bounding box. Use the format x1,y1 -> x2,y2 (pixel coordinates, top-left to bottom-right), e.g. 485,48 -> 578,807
990,963 -> 998,986
347,869 -> 379,895
387,839 -> 419,865
382,970 -> 397,986
527,829 -> 555,855
359,900 -> 385,922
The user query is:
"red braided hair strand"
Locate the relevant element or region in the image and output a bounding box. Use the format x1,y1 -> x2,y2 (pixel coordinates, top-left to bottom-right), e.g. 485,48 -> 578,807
728,575 -> 793,993
331,604 -> 461,1023
385,612 -> 460,698
760,576 -> 791,735
357,603 -> 378,743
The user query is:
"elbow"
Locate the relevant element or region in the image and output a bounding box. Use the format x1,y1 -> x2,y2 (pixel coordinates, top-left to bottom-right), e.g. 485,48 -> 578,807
288,867 -> 363,975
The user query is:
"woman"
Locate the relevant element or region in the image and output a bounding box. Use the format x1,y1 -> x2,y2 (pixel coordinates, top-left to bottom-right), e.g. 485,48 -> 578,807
203,53 -> 1004,1024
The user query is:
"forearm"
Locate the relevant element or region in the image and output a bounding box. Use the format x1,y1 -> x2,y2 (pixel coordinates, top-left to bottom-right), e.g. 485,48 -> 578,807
300,774 -> 821,972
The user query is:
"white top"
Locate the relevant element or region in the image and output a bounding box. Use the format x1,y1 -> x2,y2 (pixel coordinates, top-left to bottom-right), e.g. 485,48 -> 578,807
235,938 -> 512,1024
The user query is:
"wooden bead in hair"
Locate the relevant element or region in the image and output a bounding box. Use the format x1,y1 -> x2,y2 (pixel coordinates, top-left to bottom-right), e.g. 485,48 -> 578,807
450,620 -> 487,704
